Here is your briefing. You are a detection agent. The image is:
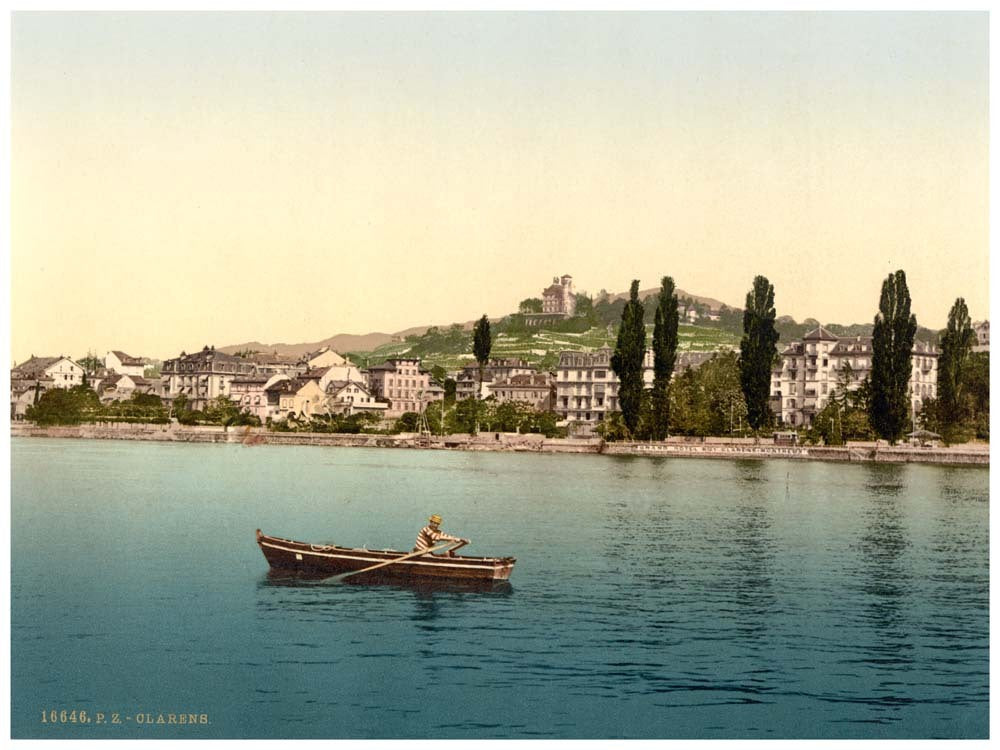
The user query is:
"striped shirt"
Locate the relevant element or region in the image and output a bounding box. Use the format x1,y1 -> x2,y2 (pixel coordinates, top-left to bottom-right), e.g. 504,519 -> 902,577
414,525 -> 461,553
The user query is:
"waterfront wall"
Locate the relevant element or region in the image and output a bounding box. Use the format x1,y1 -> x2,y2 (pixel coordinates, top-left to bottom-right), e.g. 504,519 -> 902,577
10,423 -> 989,465
604,440 -> 989,466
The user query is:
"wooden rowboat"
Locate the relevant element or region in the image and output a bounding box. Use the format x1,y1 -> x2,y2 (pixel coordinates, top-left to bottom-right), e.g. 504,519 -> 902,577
256,529 -> 516,584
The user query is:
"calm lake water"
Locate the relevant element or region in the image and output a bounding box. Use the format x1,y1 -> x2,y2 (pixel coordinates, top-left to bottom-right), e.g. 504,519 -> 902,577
10,437 -> 989,739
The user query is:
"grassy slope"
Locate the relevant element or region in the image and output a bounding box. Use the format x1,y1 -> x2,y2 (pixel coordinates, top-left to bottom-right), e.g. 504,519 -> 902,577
348,323 -> 740,373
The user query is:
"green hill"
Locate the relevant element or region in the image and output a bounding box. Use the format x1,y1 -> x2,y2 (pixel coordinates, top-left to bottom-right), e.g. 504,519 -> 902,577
347,321 -> 740,373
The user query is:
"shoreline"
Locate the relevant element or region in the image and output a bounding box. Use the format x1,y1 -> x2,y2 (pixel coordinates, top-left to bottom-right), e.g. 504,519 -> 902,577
10,423 -> 989,466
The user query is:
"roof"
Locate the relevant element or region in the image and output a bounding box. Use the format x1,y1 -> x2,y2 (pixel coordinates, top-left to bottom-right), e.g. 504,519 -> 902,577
300,367 -> 331,381
803,326 -> 839,342
165,346 -> 242,366
266,379 -> 298,394
231,375 -> 269,385
327,380 -> 372,395
830,336 -> 872,354
499,373 -> 551,388
366,358 -> 423,372
11,356 -> 69,378
110,350 -> 144,365
306,347 -> 347,363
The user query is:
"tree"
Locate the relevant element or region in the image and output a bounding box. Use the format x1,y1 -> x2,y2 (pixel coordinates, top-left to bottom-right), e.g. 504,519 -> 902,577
25,385 -> 100,425
610,280 -> 646,436
739,275 -> 780,432
430,364 -> 448,385
869,270 -> 917,444
518,298 -> 543,314
964,352 -> 989,440
473,314 -> 492,398
650,276 -> 679,440
452,397 -> 486,435
472,314 -> 492,433
937,297 -> 976,430
76,352 -> 104,373
394,412 -> 422,433
666,352 -> 747,436
808,401 -> 844,446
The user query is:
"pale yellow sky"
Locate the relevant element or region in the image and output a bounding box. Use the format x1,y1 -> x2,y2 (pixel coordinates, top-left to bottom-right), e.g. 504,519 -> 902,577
10,12 -> 989,362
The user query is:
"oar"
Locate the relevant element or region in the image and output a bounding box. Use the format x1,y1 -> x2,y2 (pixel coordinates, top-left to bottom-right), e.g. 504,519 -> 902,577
330,541 -> 460,582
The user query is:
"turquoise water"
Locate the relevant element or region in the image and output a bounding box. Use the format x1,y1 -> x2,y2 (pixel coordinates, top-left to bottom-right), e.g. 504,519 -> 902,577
10,437 -> 989,738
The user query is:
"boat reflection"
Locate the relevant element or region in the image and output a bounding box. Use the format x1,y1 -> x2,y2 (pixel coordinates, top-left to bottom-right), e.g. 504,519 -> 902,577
259,568 -> 514,595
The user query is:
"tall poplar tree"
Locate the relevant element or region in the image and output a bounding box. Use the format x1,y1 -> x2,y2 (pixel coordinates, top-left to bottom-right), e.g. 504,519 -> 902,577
472,314 -> 492,398
869,270 -> 917,443
611,280 -> 646,436
937,297 -> 976,428
651,276 -> 679,440
738,275 -> 780,432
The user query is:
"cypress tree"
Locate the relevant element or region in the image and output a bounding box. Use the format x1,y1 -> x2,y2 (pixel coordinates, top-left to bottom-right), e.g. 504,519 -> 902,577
611,280 -> 646,436
471,314 -> 492,434
651,276 -> 679,440
738,275 -> 780,432
937,297 -> 976,428
472,314 -> 492,398
869,270 -> 917,444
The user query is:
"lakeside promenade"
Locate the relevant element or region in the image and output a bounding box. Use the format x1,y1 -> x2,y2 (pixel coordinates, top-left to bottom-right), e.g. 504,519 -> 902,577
10,423 -> 989,466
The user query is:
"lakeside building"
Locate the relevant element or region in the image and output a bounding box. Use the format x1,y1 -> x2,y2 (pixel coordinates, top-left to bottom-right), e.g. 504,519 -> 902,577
454,358 -> 536,401
490,372 -> 556,411
770,326 -> 939,428
364,357 -> 443,418
105,350 -> 146,378
523,275 -> 576,327
160,346 -> 256,410
99,374 -> 161,403
973,321 -> 989,353
553,347 -> 723,432
12,356 -> 85,390
229,374 -> 275,423
244,352 -> 308,379
10,356 -> 86,420
86,367 -> 116,394
306,362 -> 366,392
326,380 -> 388,417
10,387 -> 37,421
555,347 -> 655,427
267,377 -> 328,421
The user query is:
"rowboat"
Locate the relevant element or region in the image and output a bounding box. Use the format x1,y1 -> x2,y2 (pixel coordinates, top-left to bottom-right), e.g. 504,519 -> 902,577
256,529 -> 516,585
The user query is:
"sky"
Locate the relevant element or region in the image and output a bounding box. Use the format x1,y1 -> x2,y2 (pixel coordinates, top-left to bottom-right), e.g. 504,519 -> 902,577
9,11 -> 989,363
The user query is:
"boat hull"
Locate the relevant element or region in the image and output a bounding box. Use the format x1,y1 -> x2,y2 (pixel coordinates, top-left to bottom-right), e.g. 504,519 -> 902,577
256,530 -> 516,584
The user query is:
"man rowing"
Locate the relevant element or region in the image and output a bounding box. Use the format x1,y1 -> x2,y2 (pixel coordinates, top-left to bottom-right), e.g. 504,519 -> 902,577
414,514 -> 469,557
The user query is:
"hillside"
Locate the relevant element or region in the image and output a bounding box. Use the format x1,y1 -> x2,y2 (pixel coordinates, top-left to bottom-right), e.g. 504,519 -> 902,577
602,286 -> 732,310
345,322 -> 740,373
219,281 -> 734,359
218,280 -> 939,370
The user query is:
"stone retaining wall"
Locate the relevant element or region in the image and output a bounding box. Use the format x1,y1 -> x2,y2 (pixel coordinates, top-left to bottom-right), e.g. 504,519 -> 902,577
604,441 -> 989,466
10,424 -> 988,465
